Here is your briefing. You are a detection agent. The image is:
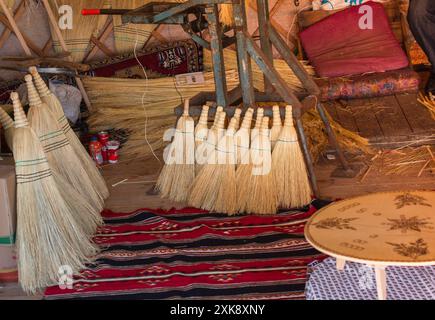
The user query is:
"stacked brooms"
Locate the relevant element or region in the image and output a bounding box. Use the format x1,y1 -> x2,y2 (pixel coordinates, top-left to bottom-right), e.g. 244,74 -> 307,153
5,69 -> 109,294
157,102 -> 312,215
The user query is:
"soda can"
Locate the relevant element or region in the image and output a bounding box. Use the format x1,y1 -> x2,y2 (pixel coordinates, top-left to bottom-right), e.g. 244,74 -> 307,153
98,131 -> 110,146
106,140 -> 120,164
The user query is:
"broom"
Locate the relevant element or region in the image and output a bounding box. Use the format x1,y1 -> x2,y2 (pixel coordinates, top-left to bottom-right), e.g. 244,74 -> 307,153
24,75 -> 105,212
270,105 -> 282,150
0,107 -> 14,149
245,117 -> 278,215
272,105 -> 312,209
234,108 -> 242,130
156,99 -> 195,203
195,106 -> 224,172
188,111 -> 226,209
194,105 -> 209,175
235,108 -> 254,165
11,92 -> 98,294
29,67 -> 109,200
236,108 -> 261,213
211,116 -> 239,214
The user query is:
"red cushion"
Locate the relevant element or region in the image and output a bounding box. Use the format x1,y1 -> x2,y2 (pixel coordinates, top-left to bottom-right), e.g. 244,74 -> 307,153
299,2 -> 409,78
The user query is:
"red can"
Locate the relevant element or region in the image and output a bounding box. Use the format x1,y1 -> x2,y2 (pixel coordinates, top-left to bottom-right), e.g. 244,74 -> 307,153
98,131 -> 110,146
106,140 -> 120,164
101,146 -> 108,163
89,137 -> 104,165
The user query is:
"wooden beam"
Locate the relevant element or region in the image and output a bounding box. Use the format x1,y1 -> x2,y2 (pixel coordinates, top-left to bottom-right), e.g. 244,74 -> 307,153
90,35 -> 115,57
251,0 -> 284,37
0,0 -> 31,56
41,0 -> 92,110
247,0 -> 287,39
42,38 -> 53,56
83,19 -> 114,62
0,0 -> 25,51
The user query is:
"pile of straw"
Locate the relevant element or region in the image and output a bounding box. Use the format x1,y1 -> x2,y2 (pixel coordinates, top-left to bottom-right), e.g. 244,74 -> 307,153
418,93 -> 435,120
370,145 -> 435,176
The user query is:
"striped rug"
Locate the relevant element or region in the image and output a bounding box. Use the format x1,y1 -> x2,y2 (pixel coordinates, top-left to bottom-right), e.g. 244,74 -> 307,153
44,200 -> 329,300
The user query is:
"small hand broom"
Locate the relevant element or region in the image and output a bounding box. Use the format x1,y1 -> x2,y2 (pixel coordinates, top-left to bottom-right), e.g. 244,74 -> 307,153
11,92 -> 98,294
245,117 -> 278,214
211,116 -> 239,214
270,105 -> 282,150
194,105 -> 209,175
188,112 -> 226,209
156,99 -> 195,203
24,74 -> 104,212
29,67 -> 109,200
272,105 -> 312,209
0,107 -> 14,149
236,108 -> 263,213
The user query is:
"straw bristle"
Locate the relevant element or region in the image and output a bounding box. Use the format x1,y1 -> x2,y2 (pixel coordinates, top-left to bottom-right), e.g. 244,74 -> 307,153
272,106 -> 311,208
12,94 -> 98,294
219,4 -> 234,26
26,86 -> 105,212
11,92 -> 28,128
0,106 -> 14,149
211,117 -> 238,214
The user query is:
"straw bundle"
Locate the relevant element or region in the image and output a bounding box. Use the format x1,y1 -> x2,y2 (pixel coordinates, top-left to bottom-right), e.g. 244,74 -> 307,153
48,0 -> 106,62
25,75 -> 104,212
188,112 -> 226,210
219,4 -> 234,26
245,117 -> 277,214
211,116 -> 239,214
235,108 -> 253,164
272,105 -> 311,209
0,107 -> 14,149
29,67 -> 109,199
270,105 -> 282,149
203,49 -> 315,93
418,93 -> 435,120
194,105 -> 209,174
83,71 -> 240,160
11,92 -> 98,294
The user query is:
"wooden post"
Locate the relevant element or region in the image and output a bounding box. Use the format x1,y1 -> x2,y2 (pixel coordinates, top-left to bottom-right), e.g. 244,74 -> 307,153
0,0 -> 25,50
40,0 -> 93,111
0,0 -> 31,56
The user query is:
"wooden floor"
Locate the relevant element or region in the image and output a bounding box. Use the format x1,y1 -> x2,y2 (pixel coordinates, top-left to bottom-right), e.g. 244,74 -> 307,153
1,92 -> 434,299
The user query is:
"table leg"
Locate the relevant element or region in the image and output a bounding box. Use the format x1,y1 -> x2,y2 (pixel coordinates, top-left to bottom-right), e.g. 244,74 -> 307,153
374,266 -> 387,300
336,258 -> 346,271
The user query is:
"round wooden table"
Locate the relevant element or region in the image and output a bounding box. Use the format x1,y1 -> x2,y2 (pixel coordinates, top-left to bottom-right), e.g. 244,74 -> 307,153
305,191 -> 435,300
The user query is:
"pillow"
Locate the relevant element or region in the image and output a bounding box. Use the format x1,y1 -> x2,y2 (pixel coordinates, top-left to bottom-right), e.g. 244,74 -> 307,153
299,1 -> 409,78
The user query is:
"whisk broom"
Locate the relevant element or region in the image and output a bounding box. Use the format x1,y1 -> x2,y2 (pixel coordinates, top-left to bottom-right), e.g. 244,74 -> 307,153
24,75 -> 104,212
211,116 -> 239,214
245,117 -> 277,215
236,108 -> 262,213
194,105 -> 209,175
0,107 -> 14,149
270,105 -> 282,150
156,99 -> 195,203
11,92 -> 98,294
188,112 -> 226,209
272,105 -> 312,209
29,67 -> 109,200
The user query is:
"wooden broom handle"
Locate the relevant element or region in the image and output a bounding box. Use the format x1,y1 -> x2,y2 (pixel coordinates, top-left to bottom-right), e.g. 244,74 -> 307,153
272,105 -> 281,126
284,105 -> 293,127
29,66 -> 51,97
11,92 -> 28,128
216,111 -> 226,130
212,106 -> 223,127
0,0 -> 31,56
198,105 -> 209,126
183,99 -> 190,116
24,74 -> 43,106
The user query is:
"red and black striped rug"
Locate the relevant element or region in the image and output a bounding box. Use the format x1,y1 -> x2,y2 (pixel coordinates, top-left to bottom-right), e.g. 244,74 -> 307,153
44,200 -> 329,300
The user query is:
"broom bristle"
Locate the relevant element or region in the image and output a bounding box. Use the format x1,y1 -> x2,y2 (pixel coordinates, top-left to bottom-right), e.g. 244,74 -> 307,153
11,92 -> 98,294
29,67 -> 109,200
195,105 -> 210,175
0,107 -> 14,149
272,105 -> 312,209
25,75 -> 104,212
212,117 -> 238,214
245,117 -> 277,215
188,112 -> 226,209
270,105 -> 282,150
219,4 -> 234,26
